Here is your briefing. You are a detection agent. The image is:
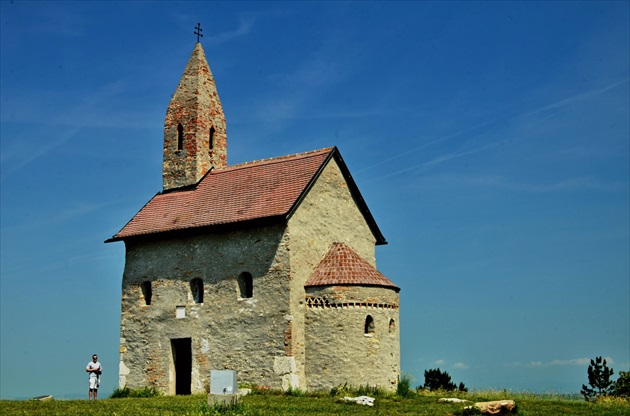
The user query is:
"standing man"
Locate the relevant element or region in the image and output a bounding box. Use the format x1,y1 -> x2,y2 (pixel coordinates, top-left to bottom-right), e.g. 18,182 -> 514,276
86,354 -> 102,400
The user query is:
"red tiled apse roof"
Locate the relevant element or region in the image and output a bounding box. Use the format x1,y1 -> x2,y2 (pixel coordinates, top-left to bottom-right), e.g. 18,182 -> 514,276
305,243 -> 398,289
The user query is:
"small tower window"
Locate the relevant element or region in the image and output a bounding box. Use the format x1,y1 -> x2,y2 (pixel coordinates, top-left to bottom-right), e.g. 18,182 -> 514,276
190,278 -> 203,304
209,126 -> 215,151
238,272 -> 253,299
141,281 -> 152,306
177,123 -> 184,151
389,318 -> 396,334
364,315 -> 375,335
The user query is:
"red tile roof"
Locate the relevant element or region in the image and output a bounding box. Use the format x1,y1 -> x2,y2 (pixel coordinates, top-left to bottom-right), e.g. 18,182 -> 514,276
305,243 -> 398,289
108,148 -> 335,241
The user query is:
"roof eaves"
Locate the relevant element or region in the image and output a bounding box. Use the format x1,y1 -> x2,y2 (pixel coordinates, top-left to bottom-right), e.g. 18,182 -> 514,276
104,191 -> 163,243
105,215 -> 287,244
305,282 -> 400,292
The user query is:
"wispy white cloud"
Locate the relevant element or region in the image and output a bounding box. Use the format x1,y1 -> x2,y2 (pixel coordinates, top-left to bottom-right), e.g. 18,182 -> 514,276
0,80 -> 151,181
355,117 -> 502,174
410,173 -> 627,194
370,140 -> 505,181
453,362 -> 469,369
246,53 -> 352,136
0,201 -> 118,233
525,357 -> 614,367
206,17 -> 256,45
434,359 -> 446,366
358,77 -> 629,180
519,79 -> 629,120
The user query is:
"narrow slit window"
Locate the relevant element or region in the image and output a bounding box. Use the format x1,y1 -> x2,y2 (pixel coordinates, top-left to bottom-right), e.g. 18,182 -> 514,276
389,318 -> 396,333
364,315 -> 375,334
190,278 -> 203,304
209,126 -> 215,151
177,123 -> 184,151
238,272 -> 253,298
141,281 -> 152,306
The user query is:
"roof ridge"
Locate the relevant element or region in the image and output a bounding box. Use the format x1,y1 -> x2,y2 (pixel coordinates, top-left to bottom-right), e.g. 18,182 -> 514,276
213,147 -> 334,173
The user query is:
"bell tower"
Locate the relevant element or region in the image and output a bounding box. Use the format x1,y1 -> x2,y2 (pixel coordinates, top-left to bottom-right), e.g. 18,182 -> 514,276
163,41 -> 227,191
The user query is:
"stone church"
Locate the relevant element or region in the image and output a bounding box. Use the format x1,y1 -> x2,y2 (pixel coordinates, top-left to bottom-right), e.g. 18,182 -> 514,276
106,41 -> 400,395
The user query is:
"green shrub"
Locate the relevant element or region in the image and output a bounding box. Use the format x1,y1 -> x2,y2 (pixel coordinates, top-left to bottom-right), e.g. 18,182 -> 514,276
612,371 -> 630,398
329,382 -> 387,398
397,374 -> 412,397
109,386 -> 162,399
284,386 -> 307,397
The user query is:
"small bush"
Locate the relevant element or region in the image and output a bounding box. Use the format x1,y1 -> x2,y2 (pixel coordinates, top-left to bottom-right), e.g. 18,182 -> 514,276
284,386 -> 307,397
612,371 -> 630,398
330,382 -> 387,397
397,374 -> 412,397
250,385 -> 272,395
330,382 -> 351,397
109,386 -> 162,398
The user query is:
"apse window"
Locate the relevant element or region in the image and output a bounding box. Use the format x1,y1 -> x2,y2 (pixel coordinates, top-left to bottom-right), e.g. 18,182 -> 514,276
364,315 -> 375,335
238,272 -> 253,299
389,318 -> 396,334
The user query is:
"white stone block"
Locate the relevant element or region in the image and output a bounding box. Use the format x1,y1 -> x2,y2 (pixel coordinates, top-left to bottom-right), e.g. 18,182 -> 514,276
281,374 -> 300,390
273,356 -> 296,375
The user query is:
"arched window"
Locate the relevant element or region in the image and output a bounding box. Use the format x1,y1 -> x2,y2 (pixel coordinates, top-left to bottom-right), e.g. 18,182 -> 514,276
190,278 -> 203,304
209,126 -> 215,151
364,315 -> 375,334
177,123 -> 184,151
389,318 -> 396,334
141,281 -> 152,306
238,272 -> 253,298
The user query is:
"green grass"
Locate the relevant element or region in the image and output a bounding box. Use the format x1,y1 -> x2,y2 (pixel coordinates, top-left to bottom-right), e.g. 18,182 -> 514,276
1,390 -> 628,416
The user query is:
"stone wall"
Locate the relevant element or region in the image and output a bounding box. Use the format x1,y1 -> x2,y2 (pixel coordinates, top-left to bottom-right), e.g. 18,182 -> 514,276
119,224 -> 291,393
304,285 -> 400,391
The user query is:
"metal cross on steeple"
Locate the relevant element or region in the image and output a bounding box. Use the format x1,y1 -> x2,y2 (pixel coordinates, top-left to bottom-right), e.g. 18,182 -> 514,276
194,23 -> 203,43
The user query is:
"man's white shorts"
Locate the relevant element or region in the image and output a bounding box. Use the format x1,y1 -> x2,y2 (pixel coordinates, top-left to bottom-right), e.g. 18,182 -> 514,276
89,377 -> 99,390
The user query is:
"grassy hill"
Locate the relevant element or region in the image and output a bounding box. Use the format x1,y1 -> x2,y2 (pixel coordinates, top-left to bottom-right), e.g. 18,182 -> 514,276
1,390 -> 629,415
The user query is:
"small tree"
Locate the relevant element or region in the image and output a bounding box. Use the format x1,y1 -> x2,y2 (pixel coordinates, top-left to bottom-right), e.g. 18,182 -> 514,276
423,368 -> 457,391
581,356 -> 614,401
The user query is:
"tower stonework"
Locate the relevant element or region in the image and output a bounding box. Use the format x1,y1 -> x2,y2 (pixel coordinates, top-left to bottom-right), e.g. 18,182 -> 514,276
163,42 -> 227,191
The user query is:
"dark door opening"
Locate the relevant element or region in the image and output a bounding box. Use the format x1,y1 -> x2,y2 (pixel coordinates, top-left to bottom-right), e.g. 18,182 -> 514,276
171,338 -> 192,395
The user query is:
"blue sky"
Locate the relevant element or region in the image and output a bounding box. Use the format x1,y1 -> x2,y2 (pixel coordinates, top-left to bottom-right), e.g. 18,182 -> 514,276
1,1 -> 628,399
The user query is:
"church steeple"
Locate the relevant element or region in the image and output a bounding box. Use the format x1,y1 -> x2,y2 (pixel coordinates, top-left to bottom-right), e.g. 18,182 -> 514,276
163,42 -> 227,191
